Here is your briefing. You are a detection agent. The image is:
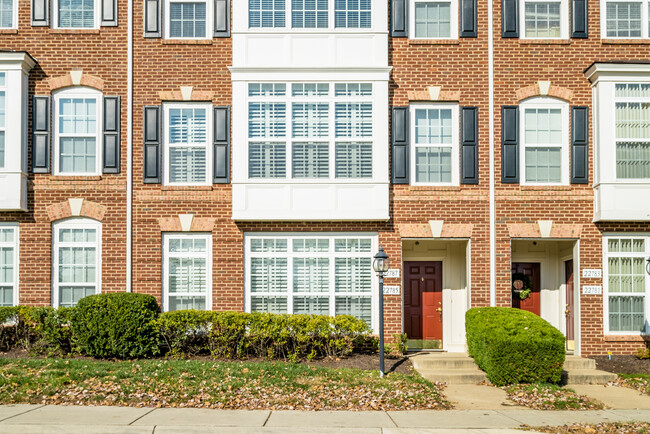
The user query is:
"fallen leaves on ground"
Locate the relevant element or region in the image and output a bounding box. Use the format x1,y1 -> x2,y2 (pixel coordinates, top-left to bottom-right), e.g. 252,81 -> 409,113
609,375 -> 650,395
522,422 -> 650,433
503,383 -> 604,410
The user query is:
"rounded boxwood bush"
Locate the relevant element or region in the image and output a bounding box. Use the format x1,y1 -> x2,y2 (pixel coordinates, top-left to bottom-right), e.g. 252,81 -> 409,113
71,293 -> 160,359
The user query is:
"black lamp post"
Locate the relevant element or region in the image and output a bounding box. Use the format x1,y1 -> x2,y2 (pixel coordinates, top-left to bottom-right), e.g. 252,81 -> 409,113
373,245 -> 389,377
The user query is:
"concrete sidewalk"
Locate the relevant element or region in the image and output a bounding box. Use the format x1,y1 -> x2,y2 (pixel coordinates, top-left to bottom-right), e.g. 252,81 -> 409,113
1,405 -> 650,433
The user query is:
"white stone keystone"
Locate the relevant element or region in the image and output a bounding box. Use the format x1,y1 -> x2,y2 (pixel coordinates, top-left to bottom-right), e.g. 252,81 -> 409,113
538,220 -> 553,238
428,86 -> 441,101
70,70 -> 83,86
179,214 -> 194,232
180,86 -> 193,101
68,198 -> 83,216
429,220 -> 444,238
538,81 -> 551,96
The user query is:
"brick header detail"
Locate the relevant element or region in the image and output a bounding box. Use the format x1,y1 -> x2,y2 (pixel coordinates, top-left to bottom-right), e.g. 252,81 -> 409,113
407,90 -> 461,102
159,90 -> 215,102
157,216 -> 217,232
46,199 -> 107,222
507,223 -> 582,238
398,223 -> 474,238
515,83 -> 574,102
48,72 -> 105,92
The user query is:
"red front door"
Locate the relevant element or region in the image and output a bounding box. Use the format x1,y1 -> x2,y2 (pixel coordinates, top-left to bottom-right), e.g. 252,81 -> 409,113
404,261 -> 443,341
511,262 -> 541,316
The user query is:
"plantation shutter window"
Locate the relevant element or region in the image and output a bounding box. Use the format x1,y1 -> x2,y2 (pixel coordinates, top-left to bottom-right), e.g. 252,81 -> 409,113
246,235 -> 376,328
0,74 -> 6,168
53,219 -> 101,308
57,0 -> 96,28
163,234 -> 211,311
335,0 -> 371,28
32,95 -> 51,173
165,105 -> 211,185
0,226 -> 18,307
249,0 -> 286,27
613,84 -> 650,179
291,0 -> 328,28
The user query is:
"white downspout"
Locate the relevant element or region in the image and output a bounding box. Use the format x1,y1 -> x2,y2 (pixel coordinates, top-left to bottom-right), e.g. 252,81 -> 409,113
126,0 -> 133,292
488,0 -> 496,306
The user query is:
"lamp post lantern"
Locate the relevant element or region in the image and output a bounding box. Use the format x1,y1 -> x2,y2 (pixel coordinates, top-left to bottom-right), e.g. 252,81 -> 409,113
373,245 -> 389,377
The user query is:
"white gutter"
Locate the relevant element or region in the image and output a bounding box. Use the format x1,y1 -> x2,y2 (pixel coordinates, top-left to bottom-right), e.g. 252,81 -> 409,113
126,0 -> 133,292
488,0 -> 496,306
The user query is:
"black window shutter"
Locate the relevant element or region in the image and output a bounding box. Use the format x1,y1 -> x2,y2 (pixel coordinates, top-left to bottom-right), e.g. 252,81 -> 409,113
32,96 -> 50,173
501,106 -> 519,183
459,0 -> 477,37
101,0 -> 117,26
143,106 -> 161,183
214,0 -> 230,37
571,106 -> 589,184
103,96 -> 120,174
213,106 -> 230,183
571,0 -> 588,38
461,107 -> 479,184
143,0 -> 161,37
31,0 -> 49,26
391,107 -> 409,184
391,0 -> 408,37
502,0 -> 518,37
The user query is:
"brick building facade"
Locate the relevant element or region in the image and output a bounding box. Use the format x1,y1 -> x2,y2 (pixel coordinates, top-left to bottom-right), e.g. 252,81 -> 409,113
0,0 -> 649,357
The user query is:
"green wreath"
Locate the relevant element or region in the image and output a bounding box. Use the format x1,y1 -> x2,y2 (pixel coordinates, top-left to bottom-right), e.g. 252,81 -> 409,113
512,272 -> 532,300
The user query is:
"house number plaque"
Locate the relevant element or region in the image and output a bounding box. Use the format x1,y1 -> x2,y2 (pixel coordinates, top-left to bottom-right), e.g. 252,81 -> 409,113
582,269 -> 602,278
383,286 -> 400,295
384,269 -> 400,278
582,285 -> 602,295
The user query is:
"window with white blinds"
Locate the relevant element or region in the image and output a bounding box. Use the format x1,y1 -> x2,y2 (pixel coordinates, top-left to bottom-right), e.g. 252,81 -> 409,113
0,73 -> 5,169
248,0 -> 373,29
335,0 -> 371,28
164,104 -> 212,185
249,0 -> 286,27
0,0 -> 14,28
246,234 -> 376,328
54,88 -> 101,175
53,219 -> 100,308
163,233 -> 211,311
523,0 -> 562,37
0,225 -> 17,307
292,0 -> 328,27
247,82 -> 374,181
169,1 -> 207,38
410,104 -> 458,185
56,0 -> 97,28
604,0 -> 647,37
604,236 -> 650,333
614,84 -> 650,179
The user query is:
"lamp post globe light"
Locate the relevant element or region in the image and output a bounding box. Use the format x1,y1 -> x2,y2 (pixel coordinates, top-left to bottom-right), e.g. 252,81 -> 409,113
373,245 -> 389,378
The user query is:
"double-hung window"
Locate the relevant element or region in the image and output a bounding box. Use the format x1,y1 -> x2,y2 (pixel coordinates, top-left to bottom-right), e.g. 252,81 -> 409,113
249,0 -> 286,27
247,82 -> 373,181
602,0 -> 648,38
0,72 -> 5,169
247,0 -> 372,29
55,0 -> 99,28
614,83 -> 650,179
53,218 -> 100,308
520,98 -> 569,185
164,104 -> 212,185
411,0 -> 458,39
54,88 -> 102,176
245,234 -> 376,329
604,235 -> 650,333
334,0 -> 371,28
410,103 -> 459,185
163,233 -> 211,311
0,0 -> 15,29
522,0 -> 566,38
0,225 -> 18,307
291,0 -> 328,27
166,0 -> 211,38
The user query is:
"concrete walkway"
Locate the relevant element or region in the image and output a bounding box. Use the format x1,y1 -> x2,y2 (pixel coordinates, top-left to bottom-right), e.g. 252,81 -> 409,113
1,405 -> 650,433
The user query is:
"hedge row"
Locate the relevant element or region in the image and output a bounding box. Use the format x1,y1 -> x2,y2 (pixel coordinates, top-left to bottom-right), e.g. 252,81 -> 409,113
465,307 -> 565,386
0,293 -> 373,361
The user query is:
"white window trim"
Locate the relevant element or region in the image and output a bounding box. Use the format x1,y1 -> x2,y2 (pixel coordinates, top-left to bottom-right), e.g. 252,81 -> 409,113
409,102 -> 460,186
0,72 -> 5,170
0,223 -> 18,306
162,232 -> 212,312
602,233 -> 650,335
519,97 -> 570,186
52,0 -> 100,29
163,102 -> 213,186
611,83 -> 650,182
245,82 -> 375,183
600,0 -> 649,39
53,87 -> 103,176
409,0 -> 459,40
52,218 -> 102,308
164,0 -> 213,40
519,0 -> 569,40
245,0 -> 375,31
0,0 -> 18,30
243,232 -> 379,332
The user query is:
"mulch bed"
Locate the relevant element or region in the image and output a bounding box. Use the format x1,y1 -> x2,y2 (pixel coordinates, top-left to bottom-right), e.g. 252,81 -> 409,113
593,355 -> 650,375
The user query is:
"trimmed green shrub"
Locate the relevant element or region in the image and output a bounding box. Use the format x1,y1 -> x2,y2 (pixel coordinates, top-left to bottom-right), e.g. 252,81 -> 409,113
0,306 -> 25,351
23,307 -> 75,355
71,293 -> 160,359
155,309 -> 214,357
466,307 -> 565,385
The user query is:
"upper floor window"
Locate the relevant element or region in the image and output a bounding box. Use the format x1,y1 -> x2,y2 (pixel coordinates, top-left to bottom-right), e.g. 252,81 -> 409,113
519,0 -> 568,38
247,82 -> 373,180
0,73 -> 5,169
519,98 -> 569,185
163,233 -> 212,311
0,225 -> 18,307
164,103 -> 212,185
54,87 -> 102,176
410,103 -> 459,185
412,0 -> 457,38
166,0 -> 211,39
603,0 -> 648,38
614,83 -> 650,179
53,218 -> 101,308
54,0 -> 99,29
0,0 -> 16,29
248,0 -> 372,29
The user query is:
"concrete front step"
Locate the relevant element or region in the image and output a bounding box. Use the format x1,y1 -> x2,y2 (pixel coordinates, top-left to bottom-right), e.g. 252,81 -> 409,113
412,356 -> 480,370
563,355 -> 596,370
416,368 -> 488,385
563,369 -> 618,385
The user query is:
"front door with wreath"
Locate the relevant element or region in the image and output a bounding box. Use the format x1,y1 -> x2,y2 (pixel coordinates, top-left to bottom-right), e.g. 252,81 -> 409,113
511,262 -> 541,316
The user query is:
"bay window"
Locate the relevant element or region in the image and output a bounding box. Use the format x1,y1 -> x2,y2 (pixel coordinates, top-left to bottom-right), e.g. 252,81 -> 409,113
245,234 -> 376,329
614,84 -> 650,179
0,72 -> 5,169
163,233 -> 212,311
604,235 -> 650,333
53,218 -> 100,308
0,225 -> 17,307
247,0 -> 372,29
